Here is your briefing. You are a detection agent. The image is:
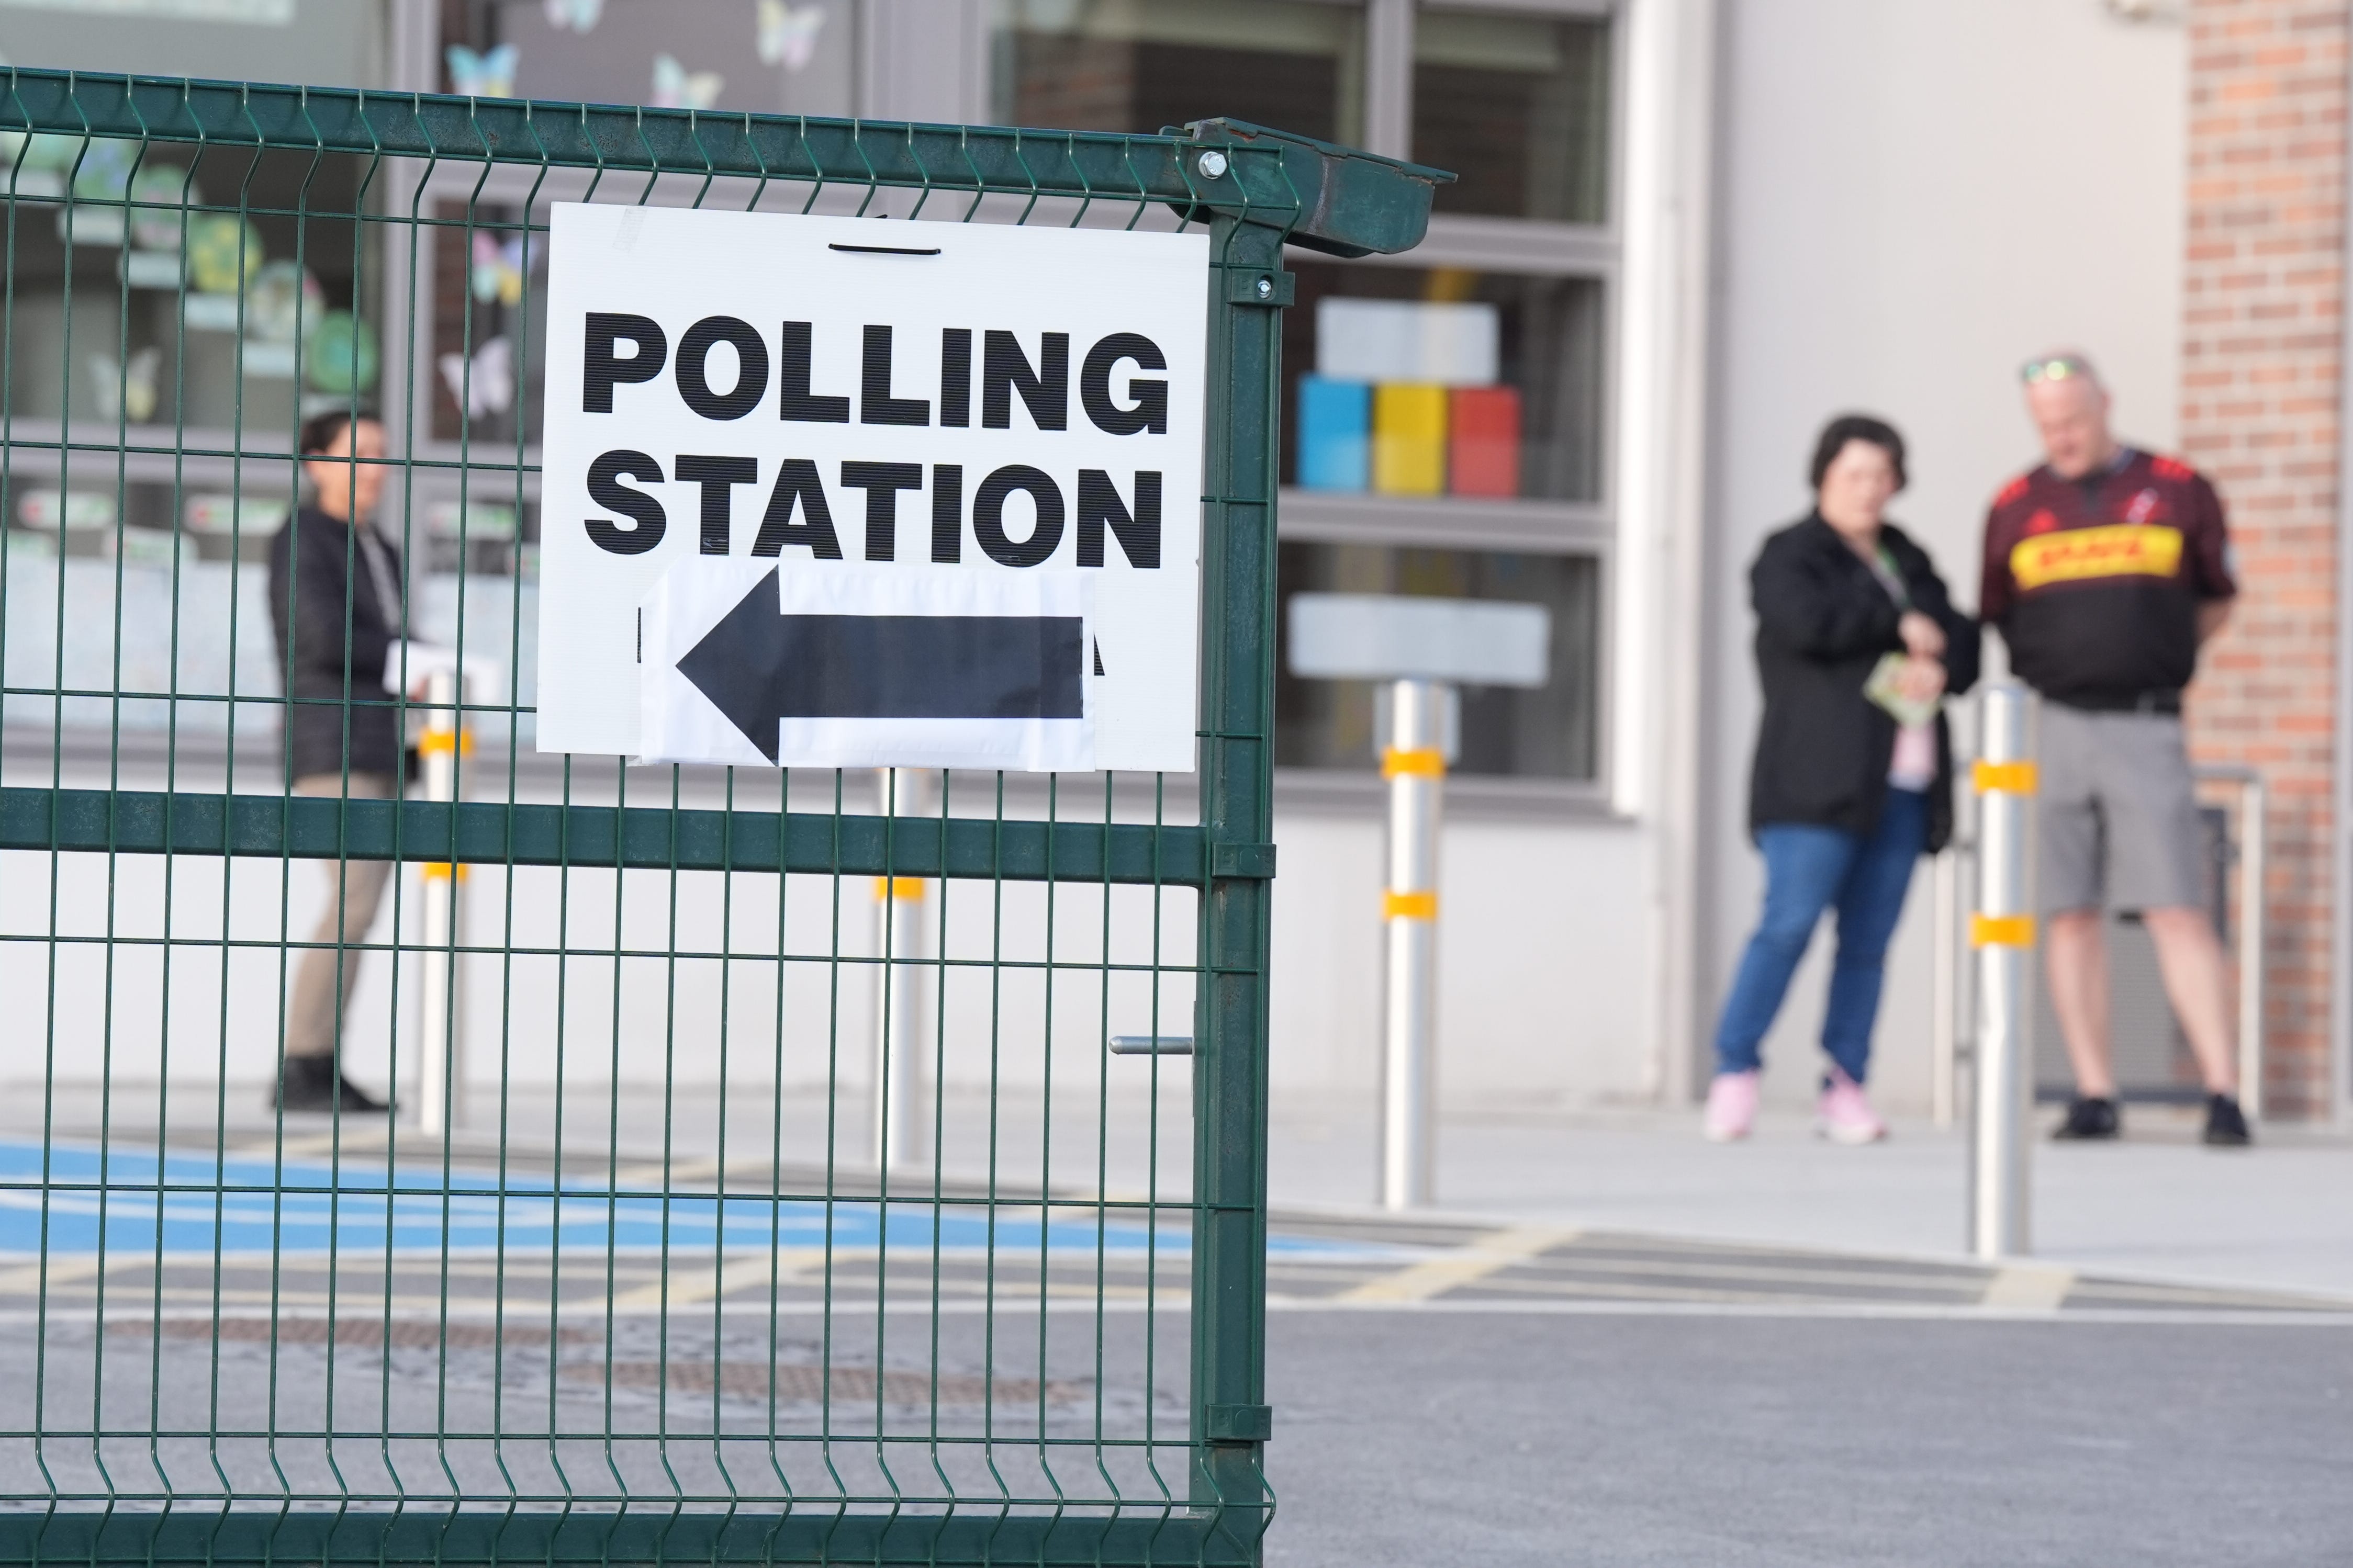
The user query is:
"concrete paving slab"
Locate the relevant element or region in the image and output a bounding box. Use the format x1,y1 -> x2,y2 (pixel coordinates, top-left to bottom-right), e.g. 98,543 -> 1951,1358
1266,1100 -> 2353,1300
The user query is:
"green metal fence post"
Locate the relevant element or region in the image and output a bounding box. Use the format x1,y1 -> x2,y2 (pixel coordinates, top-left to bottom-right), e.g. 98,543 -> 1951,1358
1181,120 -> 1449,1557
1189,201 -> 1284,1543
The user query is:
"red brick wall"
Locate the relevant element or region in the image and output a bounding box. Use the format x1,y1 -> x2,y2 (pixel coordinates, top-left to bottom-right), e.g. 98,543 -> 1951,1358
2180,0 -> 2348,1118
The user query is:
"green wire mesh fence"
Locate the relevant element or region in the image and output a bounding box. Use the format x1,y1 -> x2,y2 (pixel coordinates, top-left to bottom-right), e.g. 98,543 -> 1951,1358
0,69 -> 1440,1566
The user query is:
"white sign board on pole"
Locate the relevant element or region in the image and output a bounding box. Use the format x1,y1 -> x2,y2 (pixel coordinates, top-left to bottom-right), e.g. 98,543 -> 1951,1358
532,204 -> 1209,773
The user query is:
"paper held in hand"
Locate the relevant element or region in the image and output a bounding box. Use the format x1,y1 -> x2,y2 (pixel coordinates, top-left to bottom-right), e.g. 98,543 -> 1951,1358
1864,651 -> 1942,729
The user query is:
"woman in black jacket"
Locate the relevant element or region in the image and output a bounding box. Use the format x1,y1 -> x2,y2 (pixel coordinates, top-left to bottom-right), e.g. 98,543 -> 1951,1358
1705,415 -> 1980,1144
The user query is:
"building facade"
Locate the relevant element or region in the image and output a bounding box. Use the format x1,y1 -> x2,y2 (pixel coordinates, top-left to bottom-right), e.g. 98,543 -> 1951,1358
0,0 -> 2345,1130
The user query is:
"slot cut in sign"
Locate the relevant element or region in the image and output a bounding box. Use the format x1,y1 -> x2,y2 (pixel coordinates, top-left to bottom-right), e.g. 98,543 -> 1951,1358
534,205 -> 1209,772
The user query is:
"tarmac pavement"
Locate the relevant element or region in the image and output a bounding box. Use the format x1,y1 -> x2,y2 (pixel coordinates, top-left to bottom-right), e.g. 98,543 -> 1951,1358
1263,1312 -> 2353,1567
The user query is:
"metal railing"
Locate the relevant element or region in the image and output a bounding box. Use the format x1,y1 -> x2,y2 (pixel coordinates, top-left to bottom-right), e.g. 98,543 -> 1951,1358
0,66 -> 1448,1566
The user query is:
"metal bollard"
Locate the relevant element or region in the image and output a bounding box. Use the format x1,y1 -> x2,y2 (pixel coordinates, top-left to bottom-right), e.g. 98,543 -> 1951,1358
2234,775 -> 2267,1122
1379,679 -> 1445,1210
2193,765 -> 2268,1122
1969,686 -> 2036,1258
872,766 -> 934,1170
415,666 -> 468,1137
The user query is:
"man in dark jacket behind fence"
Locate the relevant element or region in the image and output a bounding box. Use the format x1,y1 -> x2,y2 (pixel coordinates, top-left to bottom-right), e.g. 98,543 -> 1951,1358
268,410 -> 403,1114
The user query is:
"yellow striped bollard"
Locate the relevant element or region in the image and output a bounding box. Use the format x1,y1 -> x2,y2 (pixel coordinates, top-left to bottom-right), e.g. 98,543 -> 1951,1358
417,665 -> 472,1137
1970,686 -> 2037,1258
1380,680 -> 1446,1211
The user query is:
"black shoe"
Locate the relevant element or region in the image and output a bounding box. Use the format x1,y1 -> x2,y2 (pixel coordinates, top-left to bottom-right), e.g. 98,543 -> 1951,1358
2053,1096 -> 2121,1140
275,1056 -> 390,1114
2202,1094 -> 2253,1147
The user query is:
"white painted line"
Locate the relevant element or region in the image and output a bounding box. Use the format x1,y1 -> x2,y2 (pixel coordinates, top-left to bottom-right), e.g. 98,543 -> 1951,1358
606,1246 -> 830,1312
1981,1262 -> 2076,1310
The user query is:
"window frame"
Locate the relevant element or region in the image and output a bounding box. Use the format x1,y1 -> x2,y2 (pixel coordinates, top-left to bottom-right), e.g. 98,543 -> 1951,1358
1274,0 -> 1623,810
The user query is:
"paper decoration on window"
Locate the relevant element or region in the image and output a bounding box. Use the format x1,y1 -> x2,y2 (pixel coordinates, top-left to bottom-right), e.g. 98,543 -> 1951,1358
544,0 -> 603,31
185,213 -> 264,296
245,261 -> 324,344
127,164 -> 200,253
469,231 -> 535,308
756,1 -> 825,71
440,336 -> 516,420
16,490 -> 118,532
69,137 -> 135,204
306,312 -> 380,396
446,44 -> 519,99
652,54 -> 724,110
90,348 -> 162,424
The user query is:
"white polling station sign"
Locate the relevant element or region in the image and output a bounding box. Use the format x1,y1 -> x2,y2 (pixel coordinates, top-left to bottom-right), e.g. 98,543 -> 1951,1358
533,204 -> 1209,772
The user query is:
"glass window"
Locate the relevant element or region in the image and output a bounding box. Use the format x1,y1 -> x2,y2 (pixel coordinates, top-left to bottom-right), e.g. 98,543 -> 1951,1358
991,0 -> 1365,145
1276,542 -> 1600,780
1414,7 -> 1610,223
0,0 -> 382,88
430,200 -> 545,450
1284,263 -> 1605,503
438,0 -> 856,116
0,143 -> 376,438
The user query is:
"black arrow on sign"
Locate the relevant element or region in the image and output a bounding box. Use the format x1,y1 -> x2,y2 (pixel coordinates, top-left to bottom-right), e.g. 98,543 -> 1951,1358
677,568 -> 1086,761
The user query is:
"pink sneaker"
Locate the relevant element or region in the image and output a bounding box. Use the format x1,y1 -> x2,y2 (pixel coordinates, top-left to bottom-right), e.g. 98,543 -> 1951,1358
1702,1070 -> 1760,1142
1816,1069 -> 1887,1145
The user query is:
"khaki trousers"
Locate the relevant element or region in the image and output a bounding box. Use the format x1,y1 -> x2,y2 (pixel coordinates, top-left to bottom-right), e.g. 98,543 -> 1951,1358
286,772 -> 397,1061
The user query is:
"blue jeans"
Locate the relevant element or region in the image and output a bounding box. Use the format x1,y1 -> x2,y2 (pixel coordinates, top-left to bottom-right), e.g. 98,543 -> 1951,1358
1712,789 -> 1929,1085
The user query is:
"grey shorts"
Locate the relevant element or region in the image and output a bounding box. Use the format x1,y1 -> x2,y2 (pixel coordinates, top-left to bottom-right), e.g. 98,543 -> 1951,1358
2037,703 -> 2205,913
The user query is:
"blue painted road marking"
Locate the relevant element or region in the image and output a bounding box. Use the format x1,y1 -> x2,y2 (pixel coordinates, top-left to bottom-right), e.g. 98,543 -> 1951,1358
0,1142 -> 1390,1262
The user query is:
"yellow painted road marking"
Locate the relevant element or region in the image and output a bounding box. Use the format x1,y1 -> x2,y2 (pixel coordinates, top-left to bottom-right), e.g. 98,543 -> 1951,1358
608,1248 -> 832,1313
0,1256 -> 110,1294
1335,1226 -> 1578,1304
231,1127 -> 393,1160
1981,1262 -> 2075,1310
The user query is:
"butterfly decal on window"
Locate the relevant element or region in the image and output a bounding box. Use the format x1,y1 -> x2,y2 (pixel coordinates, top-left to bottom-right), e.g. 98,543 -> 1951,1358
446,43 -> 519,99
651,54 -> 723,111
469,231 -> 535,308
440,336 -> 515,421
543,0 -> 603,31
756,1 -> 826,72
91,347 -> 162,424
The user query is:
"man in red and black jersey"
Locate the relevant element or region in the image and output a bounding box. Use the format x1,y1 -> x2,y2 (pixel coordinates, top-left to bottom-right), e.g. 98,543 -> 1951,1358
1980,352 -> 2251,1145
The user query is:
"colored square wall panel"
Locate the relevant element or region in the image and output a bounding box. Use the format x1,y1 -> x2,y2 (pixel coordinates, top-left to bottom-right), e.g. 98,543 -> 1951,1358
1296,374 -> 1371,491
1373,383 -> 1448,495
1449,385 -> 1521,497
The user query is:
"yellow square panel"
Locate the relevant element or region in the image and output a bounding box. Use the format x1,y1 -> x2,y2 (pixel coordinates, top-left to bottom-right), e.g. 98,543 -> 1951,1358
1372,383 -> 1447,495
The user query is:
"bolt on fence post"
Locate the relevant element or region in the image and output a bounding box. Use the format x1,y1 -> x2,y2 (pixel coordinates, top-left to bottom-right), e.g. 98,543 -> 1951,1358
1379,678 -> 1446,1210
416,666 -> 467,1137
1969,685 -> 2037,1258
873,766 -> 933,1170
